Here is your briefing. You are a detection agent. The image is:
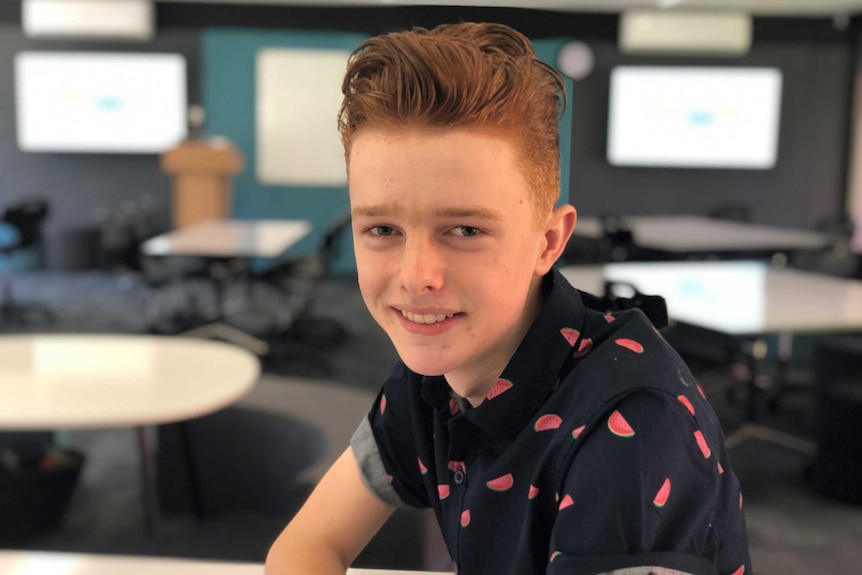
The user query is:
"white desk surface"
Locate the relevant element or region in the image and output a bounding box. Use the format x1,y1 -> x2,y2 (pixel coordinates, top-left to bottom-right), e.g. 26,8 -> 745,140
141,219 -> 313,259
561,261 -> 862,337
0,551 -> 447,575
574,215 -> 832,253
0,335 -> 260,430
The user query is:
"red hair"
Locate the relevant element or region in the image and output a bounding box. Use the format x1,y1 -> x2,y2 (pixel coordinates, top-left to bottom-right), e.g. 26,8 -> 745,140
339,22 -> 566,223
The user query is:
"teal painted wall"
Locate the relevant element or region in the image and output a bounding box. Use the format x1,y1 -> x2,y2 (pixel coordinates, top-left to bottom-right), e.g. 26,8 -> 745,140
203,30 -> 574,273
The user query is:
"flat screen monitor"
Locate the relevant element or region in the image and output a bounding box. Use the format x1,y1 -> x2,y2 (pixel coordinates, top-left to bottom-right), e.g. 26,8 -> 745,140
15,52 -> 187,153
607,66 -> 782,169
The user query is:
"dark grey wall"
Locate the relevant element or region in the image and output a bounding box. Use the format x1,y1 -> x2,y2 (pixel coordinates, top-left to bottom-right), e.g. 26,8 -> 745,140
0,25 -> 201,269
567,40 -> 852,229
0,1 -> 855,269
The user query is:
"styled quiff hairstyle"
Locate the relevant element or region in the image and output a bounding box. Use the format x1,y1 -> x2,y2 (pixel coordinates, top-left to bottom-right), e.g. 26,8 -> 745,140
338,22 -> 566,224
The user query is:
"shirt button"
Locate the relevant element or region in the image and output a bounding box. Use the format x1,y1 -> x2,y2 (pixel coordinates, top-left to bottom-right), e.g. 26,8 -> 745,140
454,470 -> 465,484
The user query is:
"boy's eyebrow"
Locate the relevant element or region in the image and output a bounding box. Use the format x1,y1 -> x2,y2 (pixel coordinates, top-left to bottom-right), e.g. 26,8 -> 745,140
351,204 -> 504,220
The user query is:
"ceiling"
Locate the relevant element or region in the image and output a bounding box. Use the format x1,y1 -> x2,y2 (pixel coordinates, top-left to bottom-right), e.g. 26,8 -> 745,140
157,0 -> 862,18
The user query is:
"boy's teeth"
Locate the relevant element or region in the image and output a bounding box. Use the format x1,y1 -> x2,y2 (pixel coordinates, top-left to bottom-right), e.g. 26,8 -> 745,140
402,311 -> 454,324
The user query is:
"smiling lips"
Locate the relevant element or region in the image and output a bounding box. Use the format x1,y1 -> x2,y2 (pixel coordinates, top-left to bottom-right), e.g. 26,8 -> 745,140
401,310 -> 456,324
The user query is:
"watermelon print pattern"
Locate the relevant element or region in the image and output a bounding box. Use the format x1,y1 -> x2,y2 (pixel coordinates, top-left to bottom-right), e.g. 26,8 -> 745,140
608,410 -> 635,438
364,269 -> 750,575
615,338 -> 644,353
534,414 -> 562,432
694,430 -> 712,458
448,460 -> 466,474
653,478 -> 671,508
560,328 -> 579,346
486,473 -> 514,492
573,338 -> 593,357
677,394 -> 695,416
486,378 -> 513,400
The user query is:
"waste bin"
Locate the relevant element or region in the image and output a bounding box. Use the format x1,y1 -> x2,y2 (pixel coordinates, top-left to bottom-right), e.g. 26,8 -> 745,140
0,448 -> 85,541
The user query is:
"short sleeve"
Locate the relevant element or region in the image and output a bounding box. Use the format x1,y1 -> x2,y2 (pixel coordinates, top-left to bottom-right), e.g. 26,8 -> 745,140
546,390 -> 751,575
353,362 -> 432,509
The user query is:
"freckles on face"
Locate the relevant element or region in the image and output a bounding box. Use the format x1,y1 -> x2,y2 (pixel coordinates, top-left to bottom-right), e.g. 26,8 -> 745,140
348,128 -> 547,388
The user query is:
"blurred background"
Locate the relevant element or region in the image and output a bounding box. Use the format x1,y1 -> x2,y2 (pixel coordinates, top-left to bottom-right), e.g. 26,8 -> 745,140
1,1 -> 862,574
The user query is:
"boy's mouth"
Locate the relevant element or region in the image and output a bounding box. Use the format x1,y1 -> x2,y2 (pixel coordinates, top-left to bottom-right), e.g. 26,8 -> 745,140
401,310 -> 456,325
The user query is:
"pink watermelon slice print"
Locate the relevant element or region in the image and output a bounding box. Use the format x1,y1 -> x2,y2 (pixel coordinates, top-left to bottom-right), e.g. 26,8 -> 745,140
717,462 -> 724,475
460,510 -> 471,527
486,378 -> 513,400
528,485 -> 540,499
549,551 -> 562,562
558,494 -> 574,510
574,338 -> 593,357
653,478 -> 671,508
677,394 -> 695,416
418,457 -> 428,475
731,565 -> 745,575
572,425 -> 586,439
615,338 -> 644,353
604,313 -> 615,323
693,430 -> 711,458
448,460 -> 466,474
379,394 -> 387,415
438,485 -> 450,500
560,328 -> 580,346
535,414 -> 563,432
739,492 -> 744,509
697,383 -> 707,399
608,410 -> 635,437
486,473 -> 514,492
449,398 -> 460,416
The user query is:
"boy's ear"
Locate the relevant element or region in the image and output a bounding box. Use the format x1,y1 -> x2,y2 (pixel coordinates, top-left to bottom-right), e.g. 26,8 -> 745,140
535,205 -> 577,275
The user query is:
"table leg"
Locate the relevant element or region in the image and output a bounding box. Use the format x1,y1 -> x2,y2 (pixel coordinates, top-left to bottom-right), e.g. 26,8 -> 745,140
178,421 -> 205,520
136,426 -> 158,535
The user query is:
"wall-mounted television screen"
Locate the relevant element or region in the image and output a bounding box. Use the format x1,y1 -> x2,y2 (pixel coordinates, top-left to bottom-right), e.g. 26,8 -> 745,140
607,66 -> 783,169
15,52 -> 187,153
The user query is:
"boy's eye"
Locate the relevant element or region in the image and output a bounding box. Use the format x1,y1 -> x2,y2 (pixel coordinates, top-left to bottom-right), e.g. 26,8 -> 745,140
367,225 -> 398,237
452,226 -> 481,237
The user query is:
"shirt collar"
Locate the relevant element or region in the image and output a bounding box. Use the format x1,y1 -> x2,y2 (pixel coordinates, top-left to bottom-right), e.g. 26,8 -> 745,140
420,267 -> 588,438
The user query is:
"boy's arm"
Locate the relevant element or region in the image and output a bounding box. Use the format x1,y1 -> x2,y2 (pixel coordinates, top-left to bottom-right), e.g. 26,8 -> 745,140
265,446 -> 396,574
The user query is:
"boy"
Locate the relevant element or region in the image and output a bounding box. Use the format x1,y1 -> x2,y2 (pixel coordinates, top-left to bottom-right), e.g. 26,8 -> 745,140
266,22 -> 751,575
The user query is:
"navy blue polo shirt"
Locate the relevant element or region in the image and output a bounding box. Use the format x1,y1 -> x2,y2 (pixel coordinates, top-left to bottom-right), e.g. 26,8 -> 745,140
351,268 -> 751,575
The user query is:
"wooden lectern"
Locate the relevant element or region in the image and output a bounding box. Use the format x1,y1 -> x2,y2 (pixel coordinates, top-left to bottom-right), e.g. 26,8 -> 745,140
161,138 -> 244,229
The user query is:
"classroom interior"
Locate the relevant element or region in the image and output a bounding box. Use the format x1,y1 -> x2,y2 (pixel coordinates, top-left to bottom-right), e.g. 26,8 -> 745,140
1,1 -> 862,574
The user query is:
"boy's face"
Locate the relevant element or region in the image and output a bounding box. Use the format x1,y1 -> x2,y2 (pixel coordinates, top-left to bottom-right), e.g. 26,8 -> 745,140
348,128 -> 559,402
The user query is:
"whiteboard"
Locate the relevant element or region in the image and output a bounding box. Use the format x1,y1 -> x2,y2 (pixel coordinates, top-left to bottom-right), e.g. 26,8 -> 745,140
256,48 -> 350,186
15,52 -> 187,153
607,66 -> 783,169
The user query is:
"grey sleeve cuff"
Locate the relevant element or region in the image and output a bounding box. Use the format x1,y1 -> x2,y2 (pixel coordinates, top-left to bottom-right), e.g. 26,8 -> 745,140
599,568 -> 695,575
350,416 -> 408,509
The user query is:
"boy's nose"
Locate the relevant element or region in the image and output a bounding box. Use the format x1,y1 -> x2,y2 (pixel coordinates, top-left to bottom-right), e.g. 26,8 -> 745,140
399,237 -> 445,295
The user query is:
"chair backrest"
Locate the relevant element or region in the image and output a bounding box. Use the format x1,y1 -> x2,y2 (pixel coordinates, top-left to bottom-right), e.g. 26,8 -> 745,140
318,211 -> 352,272
3,199 -> 49,248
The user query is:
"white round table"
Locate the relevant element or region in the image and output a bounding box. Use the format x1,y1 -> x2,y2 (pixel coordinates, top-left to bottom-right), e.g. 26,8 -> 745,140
0,334 -> 261,534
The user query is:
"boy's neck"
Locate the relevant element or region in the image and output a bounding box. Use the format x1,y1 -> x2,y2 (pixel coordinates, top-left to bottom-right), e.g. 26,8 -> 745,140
445,275 -> 545,408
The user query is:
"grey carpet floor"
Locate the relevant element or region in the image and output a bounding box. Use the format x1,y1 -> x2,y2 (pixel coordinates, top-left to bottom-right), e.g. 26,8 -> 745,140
1,271 -> 861,574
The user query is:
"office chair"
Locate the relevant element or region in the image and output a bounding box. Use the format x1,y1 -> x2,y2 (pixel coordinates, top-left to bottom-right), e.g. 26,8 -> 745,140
251,212 -> 353,375
0,199 -> 54,325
